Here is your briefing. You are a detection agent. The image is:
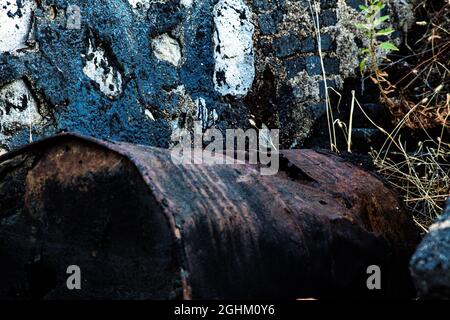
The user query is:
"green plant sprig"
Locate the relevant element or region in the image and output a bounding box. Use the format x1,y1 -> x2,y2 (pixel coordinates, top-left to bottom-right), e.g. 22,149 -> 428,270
356,0 -> 399,77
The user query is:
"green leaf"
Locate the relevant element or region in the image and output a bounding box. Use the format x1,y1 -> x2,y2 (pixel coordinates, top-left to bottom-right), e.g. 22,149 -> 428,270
358,5 -> 368,11
359,59 -> 367,76
373,5 -> 382,12
379,41 -> 399,51
359,48 -> 370,55
376,28 -> 395,36
368,8 -> 380,18
374,15 -> 389,26
355,23 -> 370,30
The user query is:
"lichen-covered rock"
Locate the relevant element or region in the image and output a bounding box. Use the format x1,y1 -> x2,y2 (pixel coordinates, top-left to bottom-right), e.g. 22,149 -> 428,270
0,0 -> 415,151
213,0 -> 255,97
0,79 -> 45,142
410,199 -> 450,299
82,39 -> 123,97
0,0 -> 37,53
152,33 -> 182,67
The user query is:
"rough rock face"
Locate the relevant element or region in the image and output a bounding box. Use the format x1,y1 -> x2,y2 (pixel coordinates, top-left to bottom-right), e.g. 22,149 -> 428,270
0,0 -> 37,53
0,0 -> 415,150
410,199 -> 450,299
0,79 -> 43,142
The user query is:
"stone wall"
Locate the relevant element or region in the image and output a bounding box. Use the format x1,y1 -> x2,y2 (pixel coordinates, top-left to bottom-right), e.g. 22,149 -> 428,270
0,0 -> 415,150
410,199 -> 450,299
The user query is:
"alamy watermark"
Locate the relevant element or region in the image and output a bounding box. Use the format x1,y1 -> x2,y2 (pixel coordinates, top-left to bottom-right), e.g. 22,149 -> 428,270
66,265 -> 81,290
170,121 -> 280,176
366,265 -> 381,290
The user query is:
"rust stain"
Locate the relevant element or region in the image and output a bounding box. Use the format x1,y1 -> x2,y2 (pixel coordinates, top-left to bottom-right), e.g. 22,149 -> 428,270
24,140 -> 124,219
0,133 -> 420,299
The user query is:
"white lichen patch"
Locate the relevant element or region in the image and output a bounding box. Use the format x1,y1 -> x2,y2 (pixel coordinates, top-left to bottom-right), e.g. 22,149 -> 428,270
180,0 -> 194,8
167,85 -> 198,143
0,0 -> 36,53
429,219 -> 450,232
0,79 -> 42,140
213,0 -> 255,97
127,0 -> 151,9
152,34 -> 182,67
288,71 -> 321,102
145,109 -> 155,121
196,97 -> 218,130
82,40 -> 123,97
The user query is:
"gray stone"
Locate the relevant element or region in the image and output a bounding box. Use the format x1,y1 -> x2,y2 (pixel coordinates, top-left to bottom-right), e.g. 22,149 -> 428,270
410,199 -> 450,299
319,79 -> 336,98
0,79 -> 46,143
258,13 -> 278,35
299,37 -> 315,53
0,0 -> 36,53
82,40 -> 123,97
151,33 -> 182,67
307,103 -> 327,120
284,57 -> 305,79
274,34 -> 300,58
320,0 -> 337,8
320,34 -> 335,51
305,56 -> 322,75
323,57 -> 340,74
213,0 -> 255,97
320,10 -> 337,26
257,38 -> 273,56
253,0 -> 277,11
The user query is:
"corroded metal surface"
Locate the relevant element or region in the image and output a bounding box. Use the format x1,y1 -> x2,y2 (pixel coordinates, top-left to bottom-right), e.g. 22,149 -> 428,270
0,133 -> 419,299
